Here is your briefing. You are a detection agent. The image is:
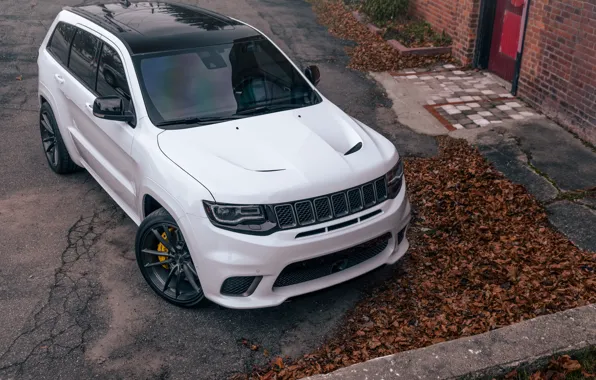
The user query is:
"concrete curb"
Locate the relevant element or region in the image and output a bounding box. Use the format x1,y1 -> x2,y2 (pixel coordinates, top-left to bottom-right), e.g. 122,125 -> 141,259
306,304 -> 596,379
351,11 -> 452,56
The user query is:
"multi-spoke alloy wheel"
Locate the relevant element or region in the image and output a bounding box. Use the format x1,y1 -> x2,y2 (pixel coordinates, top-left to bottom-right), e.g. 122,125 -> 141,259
136,208 -> 206,307
38,103 -> 77,174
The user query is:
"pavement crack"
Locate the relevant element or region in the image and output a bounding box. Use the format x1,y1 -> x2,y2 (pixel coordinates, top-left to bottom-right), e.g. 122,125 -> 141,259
510,135 -> 561,192
0,205 -> 123,377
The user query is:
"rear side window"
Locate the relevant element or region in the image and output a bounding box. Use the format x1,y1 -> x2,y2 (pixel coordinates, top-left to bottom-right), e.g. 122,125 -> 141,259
47,22 -> 76,65
68,28 -> 101,90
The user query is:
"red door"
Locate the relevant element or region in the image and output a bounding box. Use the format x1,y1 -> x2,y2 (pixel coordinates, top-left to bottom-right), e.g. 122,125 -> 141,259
488,0 -> 525,81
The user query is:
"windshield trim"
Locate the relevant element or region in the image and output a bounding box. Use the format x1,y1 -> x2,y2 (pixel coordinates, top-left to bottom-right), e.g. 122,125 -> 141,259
132,37 -> 322,130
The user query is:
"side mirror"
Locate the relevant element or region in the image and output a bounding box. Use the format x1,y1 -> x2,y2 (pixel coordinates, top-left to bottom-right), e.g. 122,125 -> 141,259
93,96 -> 134,122
304,65 -> 321,86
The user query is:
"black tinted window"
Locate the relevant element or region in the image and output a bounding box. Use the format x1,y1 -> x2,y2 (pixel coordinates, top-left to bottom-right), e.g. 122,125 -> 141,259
68,29 -> 100,90
97,44 -> 130,99
48,22 -> 76,65
135,37 -> 321,126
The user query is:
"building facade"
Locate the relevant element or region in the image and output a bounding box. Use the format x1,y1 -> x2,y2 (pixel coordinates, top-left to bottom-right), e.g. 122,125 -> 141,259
412,0 -> 596,144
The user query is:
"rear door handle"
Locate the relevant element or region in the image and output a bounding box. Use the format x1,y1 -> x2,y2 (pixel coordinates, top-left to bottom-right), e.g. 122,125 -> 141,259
54,74 -> 65,84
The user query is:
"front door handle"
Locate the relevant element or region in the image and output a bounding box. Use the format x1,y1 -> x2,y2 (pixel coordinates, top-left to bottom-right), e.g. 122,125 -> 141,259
85,103 -> 93,112
54,74 -> 65,84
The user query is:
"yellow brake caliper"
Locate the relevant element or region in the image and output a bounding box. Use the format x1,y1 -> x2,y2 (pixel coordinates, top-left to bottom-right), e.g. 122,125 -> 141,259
156,228 -> 175,269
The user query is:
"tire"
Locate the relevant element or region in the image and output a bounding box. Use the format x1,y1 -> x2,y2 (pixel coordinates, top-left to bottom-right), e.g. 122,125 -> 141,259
135,208 -> 206,308
39,102 -> 78,174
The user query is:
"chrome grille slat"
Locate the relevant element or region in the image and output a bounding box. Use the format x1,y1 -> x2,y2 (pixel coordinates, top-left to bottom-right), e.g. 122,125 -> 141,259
273,176 -> 391,230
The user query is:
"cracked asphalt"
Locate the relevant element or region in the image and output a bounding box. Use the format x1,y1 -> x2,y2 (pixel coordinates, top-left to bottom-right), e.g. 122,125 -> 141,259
0,1 -> 436,379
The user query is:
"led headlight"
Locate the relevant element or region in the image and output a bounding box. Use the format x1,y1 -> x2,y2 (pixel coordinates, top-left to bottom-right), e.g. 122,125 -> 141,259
203,201 -> 278,234
203,202 -> 265,225
386,159 -> 404,199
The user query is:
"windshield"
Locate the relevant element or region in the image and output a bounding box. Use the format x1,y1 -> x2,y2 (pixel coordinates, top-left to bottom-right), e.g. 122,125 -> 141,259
134,36 -> 322,127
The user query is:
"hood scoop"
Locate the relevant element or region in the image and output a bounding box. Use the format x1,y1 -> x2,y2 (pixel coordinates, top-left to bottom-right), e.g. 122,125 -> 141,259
344,142 -> 363,156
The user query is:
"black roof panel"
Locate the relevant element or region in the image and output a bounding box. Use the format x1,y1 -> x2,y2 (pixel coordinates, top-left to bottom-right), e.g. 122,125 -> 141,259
67,2 -> 262,55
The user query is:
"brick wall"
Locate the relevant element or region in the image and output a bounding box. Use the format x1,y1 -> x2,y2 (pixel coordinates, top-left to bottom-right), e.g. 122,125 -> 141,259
410,0 -> 481,65
518,0 -> 596,144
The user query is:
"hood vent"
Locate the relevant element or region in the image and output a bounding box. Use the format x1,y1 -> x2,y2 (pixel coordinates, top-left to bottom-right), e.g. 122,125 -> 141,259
344,142 -> 362,156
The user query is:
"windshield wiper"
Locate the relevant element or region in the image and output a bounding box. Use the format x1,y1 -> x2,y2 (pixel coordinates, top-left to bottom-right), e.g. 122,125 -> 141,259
156,115 -> 244,127
235,103 -> 305,116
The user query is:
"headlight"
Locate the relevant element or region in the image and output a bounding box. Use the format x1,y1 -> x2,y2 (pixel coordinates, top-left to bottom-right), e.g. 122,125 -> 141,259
204,202 -> 265,224
386,159 -> 404,199
203,201 -> 277,234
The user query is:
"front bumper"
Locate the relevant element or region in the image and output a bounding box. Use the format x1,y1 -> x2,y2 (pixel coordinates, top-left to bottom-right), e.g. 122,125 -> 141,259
183,183 -> 411,309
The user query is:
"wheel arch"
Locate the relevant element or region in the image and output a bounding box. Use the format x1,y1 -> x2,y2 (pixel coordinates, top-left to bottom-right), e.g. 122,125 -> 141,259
139,179 -> 188,224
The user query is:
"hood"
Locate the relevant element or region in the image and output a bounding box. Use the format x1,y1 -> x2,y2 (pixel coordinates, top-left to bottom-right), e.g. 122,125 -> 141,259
157,101 -> 397,204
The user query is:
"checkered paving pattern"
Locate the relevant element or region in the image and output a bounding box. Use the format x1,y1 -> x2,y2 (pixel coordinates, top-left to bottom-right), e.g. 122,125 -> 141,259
391,64 -> 542,131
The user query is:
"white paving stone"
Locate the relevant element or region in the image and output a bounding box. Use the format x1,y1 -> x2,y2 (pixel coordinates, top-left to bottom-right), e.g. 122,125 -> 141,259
453,70 -> 466,75
441,105 -> 455,110
481,90 -> 496,95
446,97 -> 462,103
478,111 -> 493,116
420,76 -> 433,80
474,84 -> 487,88
520,111 -> 535,116
506,102 -> 522,108
456,105 -> 472,111
497,105 -> 512,111
474,119 -> 490,126
444,64 -> 457,69
473,96 -> 483,101
446,109 -> 462,115
431,95 -> 443,100
460,96 -> 475,102
453,123 -> 464,129
467,102 -> 481,108
404,70 -> 417,74
490,120 -> 503,124
469,114 -> 483,120
465,88 -> 480,93
511,114 -> 525,120
500,93 -> 514,98
406,75 -> 419,79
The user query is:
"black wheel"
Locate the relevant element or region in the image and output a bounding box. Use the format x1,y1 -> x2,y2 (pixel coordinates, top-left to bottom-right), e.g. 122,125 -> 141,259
39,102 -> 78,174
135,208 -> 206,308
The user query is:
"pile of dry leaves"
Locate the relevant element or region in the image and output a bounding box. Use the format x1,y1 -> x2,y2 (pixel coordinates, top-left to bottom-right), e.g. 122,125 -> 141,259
311,0 -> 454,71
504,353 -> 596,379
235,137 -> 596,380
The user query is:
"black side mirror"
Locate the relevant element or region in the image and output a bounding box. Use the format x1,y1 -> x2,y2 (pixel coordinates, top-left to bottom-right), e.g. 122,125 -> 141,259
93,96 -> 134,122
304,65 -> 321,86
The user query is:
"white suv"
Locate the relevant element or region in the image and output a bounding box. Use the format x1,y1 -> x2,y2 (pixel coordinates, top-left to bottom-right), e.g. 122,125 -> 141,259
37,2 -> 411,308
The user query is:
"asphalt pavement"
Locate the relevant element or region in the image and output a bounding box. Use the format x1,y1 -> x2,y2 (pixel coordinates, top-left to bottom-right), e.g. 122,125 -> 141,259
0,1 -> 437,379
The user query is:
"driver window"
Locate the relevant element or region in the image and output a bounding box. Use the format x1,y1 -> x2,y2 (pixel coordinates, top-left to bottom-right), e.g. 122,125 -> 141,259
97,43 -> 131,102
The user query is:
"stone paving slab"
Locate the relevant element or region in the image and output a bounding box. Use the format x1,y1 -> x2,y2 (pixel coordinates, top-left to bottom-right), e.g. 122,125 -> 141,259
307,304 -> 596,380
390,64 -> 543,132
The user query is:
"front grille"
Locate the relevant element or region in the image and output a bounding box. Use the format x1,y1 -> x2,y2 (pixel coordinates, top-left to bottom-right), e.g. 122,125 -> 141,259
273,232 -> 391,288
274,176 -> 389,230
221,276 -> 257,295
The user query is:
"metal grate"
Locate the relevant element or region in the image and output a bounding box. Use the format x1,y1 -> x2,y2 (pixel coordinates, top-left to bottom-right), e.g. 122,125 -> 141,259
362,183 -> 376,207
295,201 -> 315,225
347,188 -> 363,212
331,193 -> 349,217
221,276 -> 256,295
273,233 -> 391,288
275,204 -> 296,229
272,176 -> 390,231
313,197 -> 333,221
375,178 -> 387,201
